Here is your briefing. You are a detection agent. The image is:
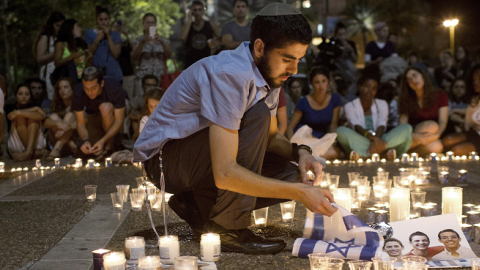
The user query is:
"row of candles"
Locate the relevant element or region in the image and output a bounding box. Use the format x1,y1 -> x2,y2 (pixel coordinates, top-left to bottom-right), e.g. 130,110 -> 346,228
93,234 -> 218,269
325,151 -> 479,166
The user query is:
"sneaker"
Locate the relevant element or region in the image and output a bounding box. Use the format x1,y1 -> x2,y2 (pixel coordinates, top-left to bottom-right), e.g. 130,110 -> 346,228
205,222 -> 286,254
168,193 -> 205,238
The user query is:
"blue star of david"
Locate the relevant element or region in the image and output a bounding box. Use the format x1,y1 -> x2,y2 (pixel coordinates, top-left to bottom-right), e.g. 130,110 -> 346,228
325,238 -> 360,257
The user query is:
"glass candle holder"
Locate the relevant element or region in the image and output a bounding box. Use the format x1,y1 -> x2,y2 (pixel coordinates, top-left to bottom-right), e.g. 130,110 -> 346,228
332,188 -> 352,211
116,185 -> 130,203
443,187 -> 463,224
85,185 -> 97,202
280,201 -> 296,222
146,186 -> 157,201
75,158 -> 83,167
329,175 -> 340,190
438,171 -> 449,184
463,203 -> 475,214
87,159 -> 95,169
471,258 -> 480,270
372,153 -> 380,163
351,197 -> 362,211
174,256 -> 198,270
103,252 -> 126,270
129,193 -> 143,211
151,193 -> 163,211
159,235 -> 180,265
411,152 -> 418,162
138,256 -> 161,270
458,169 -> 468,183
35,159 -> 42,168
253,207 -> 269,227
318,174 -> 331,189
200,233 -> 221,262
348,260 -> 373,270
372,257 -> 396,270
467,211 -> 480,225
308,253 -> 333,270
411,191 -> 426,210
430,153 -> 437,162
402,153 -> 409,163
348,172 -> 360,187
321,258 -> 345,270
390,188 -> 410,222
401,256 -> 427,270
105,157 -> 112,167
92,249 -> 110,270
125,236 -> 145,262
110,192 -> 124,211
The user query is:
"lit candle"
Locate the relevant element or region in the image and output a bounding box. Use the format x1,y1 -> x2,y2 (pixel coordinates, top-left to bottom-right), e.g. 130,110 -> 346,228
459,169 -> 468,183
280,201 -> 296,222
105,157 -> 112,167
430,153 -> 437,163
332,188 -> 352,212
88,159 -> 95,169
32,167 -> 38,171
455,156 -> 461,161
92,249 -> 110,270
357,158 -> 363,164
283,212 -> 293,219
394,158 -> 400,163
36,159 -> 41,168
402,153 -> 409,163
411,153 -> 418,162
443,187 -> 463,224
439,171 -> 449,184
372,153 -> 379,163
76,158 -> 83,167
159,235 -> 180,265
40,166 -> 45,170
378,167 -> 383,172
87,195 -> 95,202
307,170 -> 314,180
0,162 -> 4,170
462,155 -> 467,160
366,159 -> 372,163
201,233 -> 221,262
23,167 -> 28,171
138,256 -> 161,270
446,151 -> 454,161
11,168 -> 15,172
381,158 -> 386,163
326,160 -> 331,165
390,188 -> 410,222
125,236 -> 145,262
256,218 -> 266,225
419,157 -> 424,162
54,158 -> 60,168
103,252 -> 126,270
476,156 -> 480,161
333,159 -> 340,165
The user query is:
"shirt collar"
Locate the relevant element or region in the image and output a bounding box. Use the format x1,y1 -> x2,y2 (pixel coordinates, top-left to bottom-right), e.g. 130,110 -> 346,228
243,42 -> 269,89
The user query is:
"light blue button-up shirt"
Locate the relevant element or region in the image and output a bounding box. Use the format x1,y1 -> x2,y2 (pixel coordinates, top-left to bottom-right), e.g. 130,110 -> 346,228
133,42 -> 280,162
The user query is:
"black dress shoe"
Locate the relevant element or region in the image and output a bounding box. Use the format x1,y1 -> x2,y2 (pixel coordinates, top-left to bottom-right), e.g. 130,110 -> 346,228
205,222 -> 286,254
168,192 -> 205,238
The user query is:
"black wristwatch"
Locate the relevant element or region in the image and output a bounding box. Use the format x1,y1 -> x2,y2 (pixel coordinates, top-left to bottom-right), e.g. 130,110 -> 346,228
82,138 -> 90,145
292,143 -> 313,163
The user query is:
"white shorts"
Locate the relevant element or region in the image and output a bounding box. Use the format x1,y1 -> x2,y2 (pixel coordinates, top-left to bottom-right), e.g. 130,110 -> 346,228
7,124 -> 46,153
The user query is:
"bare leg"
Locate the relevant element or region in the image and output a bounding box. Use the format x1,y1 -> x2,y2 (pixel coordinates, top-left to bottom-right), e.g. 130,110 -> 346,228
321,145 -> 340,160
14,116 -> 28,148
99,102 -> 115,150
451,142 -> 476,156
13,119 -> 41,161
409,121 -> 439,149
442,133 -> 467,150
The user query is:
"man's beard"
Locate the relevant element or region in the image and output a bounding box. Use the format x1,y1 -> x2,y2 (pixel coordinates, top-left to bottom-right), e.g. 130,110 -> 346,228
257,53 -> 291,89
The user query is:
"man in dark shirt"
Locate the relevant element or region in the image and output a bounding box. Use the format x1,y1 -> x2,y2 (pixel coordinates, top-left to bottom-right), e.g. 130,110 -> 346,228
221,0 -> 251,50
73,67 -> 126,160
25,78 -> 51,113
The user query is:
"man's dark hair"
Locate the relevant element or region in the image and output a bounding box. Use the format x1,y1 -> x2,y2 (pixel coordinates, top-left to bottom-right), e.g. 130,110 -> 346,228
384,238 -> 403,248
409,231 -> 430,243
334,21 -> 346,36
25,78 -> 47,101
438,229 -> 460,239
82,67 -> 104,84
233,0 -> 248,7
142,75 -> 159,86
95,5 -> 110,18
192,0 -> 205,7
250,14 -> 312,53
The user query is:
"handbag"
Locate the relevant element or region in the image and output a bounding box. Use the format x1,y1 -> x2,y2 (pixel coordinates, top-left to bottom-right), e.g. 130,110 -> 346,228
160,58 -> 181,91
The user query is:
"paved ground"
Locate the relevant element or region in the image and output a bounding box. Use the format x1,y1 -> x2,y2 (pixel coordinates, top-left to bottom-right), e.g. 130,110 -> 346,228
1,154 -> 480,269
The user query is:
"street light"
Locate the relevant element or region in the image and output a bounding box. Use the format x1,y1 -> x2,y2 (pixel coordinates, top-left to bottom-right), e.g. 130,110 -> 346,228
443,19 -> 459,54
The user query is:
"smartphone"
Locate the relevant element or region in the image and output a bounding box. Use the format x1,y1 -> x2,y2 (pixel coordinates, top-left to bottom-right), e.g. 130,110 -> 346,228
117,20 -> 122,26
149,26 -> 156,38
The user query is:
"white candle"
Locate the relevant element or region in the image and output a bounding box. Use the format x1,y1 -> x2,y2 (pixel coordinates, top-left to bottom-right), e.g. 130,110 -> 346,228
105,157 -> 112,167
54,158 -> 60,168
159,235 -> 180,265
76,158 -> 83,167
138,256 -> 161,270
87,195 -> 95,202
201,233 -> 221,262
11,168 -> 15,172
88,159 -> 95,169
255,218 -> 266,225
307,170 -> 314,180
36,159 -> 41,168
394,158 -> 399,163
125,236 -> 145,261
443,187 -> 463,224
357,158 -> 363,163
372,153 -> 379,162
23,167 -> 28,171
103,252 -> 126,270
332,188 -> 351,212
390,188 -> 410,222
282,213 -> 293,219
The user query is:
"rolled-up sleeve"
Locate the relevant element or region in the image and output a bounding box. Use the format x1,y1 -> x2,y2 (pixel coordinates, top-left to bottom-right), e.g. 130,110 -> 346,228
345,101 -> 360,128
200,72 -> 249,130
376,99 -> 389,129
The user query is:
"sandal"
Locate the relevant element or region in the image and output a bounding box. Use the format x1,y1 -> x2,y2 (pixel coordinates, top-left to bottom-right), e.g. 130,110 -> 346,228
45,148 -> 61,161
349,151 -> 360,161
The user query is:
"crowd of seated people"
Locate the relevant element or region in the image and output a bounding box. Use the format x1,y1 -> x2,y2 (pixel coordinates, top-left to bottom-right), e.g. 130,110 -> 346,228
4,6 -> 480,163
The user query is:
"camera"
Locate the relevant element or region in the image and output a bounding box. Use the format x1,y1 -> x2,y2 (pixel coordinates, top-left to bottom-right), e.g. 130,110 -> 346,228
316,37 -> 344,69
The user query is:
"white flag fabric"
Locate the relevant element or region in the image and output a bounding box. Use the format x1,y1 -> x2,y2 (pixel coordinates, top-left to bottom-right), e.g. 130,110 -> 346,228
292,204 -> 385,260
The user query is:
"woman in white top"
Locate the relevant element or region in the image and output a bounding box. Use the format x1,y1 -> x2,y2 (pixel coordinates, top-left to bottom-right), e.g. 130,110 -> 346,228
442,64 -> 480,155
35,12 -> 65,100
336,65 -> 412,160
139,87 -> 165,134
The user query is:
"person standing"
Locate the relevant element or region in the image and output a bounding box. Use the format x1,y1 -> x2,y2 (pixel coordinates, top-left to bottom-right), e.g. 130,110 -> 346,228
221,0 -> 250,50
34,11 -> 65,100
84,6 -> 123,82
180,1 -> 221,68
134,4 -> 336,254
364,22 -> 397,65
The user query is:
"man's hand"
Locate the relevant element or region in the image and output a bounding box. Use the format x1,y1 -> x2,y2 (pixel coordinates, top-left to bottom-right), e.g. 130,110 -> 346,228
91,140 -> 105,155
298,150 -> 323,186
299,186 -> 337,217
81,141 -> 92,154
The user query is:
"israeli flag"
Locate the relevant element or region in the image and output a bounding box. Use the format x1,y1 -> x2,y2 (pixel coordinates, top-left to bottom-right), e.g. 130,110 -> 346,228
292,204 -> 385,260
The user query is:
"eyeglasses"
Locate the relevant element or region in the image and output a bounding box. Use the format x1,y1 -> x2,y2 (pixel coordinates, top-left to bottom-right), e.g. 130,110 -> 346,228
440,236 -> 458,240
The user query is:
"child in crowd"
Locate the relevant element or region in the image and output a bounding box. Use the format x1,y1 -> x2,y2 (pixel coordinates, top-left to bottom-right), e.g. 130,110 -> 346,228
139,87 -> 165,134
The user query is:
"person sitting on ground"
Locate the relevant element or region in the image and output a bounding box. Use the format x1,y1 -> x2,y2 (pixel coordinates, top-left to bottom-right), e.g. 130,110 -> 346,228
84,6 -> 123,82
446,78 -> 468,134
364,22 -> 397,65
53,19 -> 89,85
435,50 -> 457,91
442,65 -> 480,155
285,78 -> 304,121
221,0 -> 250,50
337,65 -> 412,160
139,87 -> 165,134
286,66 -> 341,159
0,74 -> 7,156
5,84 -> 48,160
73,67 -> 126,161
455,46 -> 473,79
376,83 -> 399,131
34,11 -> 65,99
44,78 -> 77,160
130,74 -> 158,141
399,67 -> 448,156
25,78 -> 52,113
